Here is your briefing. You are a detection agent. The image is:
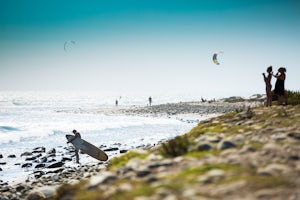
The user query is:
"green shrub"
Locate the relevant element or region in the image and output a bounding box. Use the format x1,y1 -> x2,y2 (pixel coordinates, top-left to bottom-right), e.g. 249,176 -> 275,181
286,90 -> 300,105
160,135 -> 190,158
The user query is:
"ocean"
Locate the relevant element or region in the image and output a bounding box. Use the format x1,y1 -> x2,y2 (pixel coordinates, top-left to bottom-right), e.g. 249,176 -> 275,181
0,91 -> 204,184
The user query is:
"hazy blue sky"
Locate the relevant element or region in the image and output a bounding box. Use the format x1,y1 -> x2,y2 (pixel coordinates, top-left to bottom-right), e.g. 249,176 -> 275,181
1,0 -> 299,98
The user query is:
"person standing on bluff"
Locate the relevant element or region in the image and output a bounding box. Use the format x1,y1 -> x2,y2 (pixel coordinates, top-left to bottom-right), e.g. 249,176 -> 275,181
148,96 -> 152,106
262,66 -> 273,106
274,67 -> 287,105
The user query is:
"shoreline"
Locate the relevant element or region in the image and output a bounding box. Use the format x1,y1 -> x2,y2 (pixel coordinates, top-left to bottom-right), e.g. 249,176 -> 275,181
0,98 -> 263,199
87,98 -> 262,119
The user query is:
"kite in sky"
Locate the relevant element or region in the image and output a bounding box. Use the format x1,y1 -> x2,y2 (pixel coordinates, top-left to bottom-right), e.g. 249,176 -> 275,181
212,51 -> 223,65
64,41 -> 76,52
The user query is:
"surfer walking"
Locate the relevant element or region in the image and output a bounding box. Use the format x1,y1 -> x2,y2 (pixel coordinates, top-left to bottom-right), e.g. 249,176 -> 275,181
67,129 -> 81,163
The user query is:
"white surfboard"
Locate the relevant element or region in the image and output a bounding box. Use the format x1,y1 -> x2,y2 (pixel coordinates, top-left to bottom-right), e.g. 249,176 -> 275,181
66,135 -> 108,161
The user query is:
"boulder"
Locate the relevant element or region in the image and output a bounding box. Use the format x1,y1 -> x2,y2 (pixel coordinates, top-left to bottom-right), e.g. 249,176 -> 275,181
197,143 -> 213,151
32,147 -> 46,153
218,140 -> 236,150
21,163 -> 33,168
21,152 -> 33,157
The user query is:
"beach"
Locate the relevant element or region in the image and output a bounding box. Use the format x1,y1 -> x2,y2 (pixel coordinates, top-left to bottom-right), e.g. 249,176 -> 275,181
0,92 -> 203,184
0,94 -> 264,200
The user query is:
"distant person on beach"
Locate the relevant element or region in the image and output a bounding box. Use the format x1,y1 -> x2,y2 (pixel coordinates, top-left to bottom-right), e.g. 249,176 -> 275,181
115,99 -> 118,106
67,129 -> 81,163
262,66 -> 273,106
274,67 -> 286,105
148,96 -> 152,106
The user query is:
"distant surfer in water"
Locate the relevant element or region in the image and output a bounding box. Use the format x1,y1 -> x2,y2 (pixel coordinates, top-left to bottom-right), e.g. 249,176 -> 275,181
67,129 -> 81,163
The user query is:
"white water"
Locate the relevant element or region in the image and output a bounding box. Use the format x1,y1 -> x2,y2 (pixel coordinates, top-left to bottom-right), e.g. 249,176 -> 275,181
0,91 -> 207,184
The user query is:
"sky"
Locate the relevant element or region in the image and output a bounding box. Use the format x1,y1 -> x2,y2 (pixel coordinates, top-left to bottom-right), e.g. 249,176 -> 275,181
0,0 -> 299,98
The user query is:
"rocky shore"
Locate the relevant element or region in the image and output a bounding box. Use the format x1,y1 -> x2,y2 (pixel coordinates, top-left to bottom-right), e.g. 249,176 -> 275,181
92,96 -> 263,121
4,97 -> 299,200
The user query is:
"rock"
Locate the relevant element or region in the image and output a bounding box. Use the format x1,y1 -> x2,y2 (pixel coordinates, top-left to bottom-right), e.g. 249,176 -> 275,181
144,176 -> 158,184
239,145 -> 255,154
46,153 -> 56,158
0,154 -> 3,158
148,159 -> 173,169
262,143 -> 283,154
0,195 -> 9,200
37,186 -> 57,198
199,169 -> 225,184
25,190 -> 46,200
67,179 -> 80,185
0,186 -> 10,192
52,174 -> 60,182
26,154 -> 41,161
34,171 -> 45,179
47,148 -> 56,154
120,150 -> 128,154
287,131 -> 300,140
40,157 -> 47,163
230,134 -> 245,143
235,108 -> 253,119
7,154 -> 16,158
212,180 -> 247,196
197,143 -> 213,151
218,140 -> 236,150
135,168 -> 151,177
46,168 -> 64,174
271,133 -> 287,141
104,147 -> 119,152
35,164 -> 46,168
87,171 -> 117,189
61,157 -> 72,162
47,161 -> 64,168
32,147 -> 46,153
0,167 -> 2,171
257,164 -> 292,176
21,152 -> 33,157
206,136 -> 221,143
21,163 -> 33,168
119,183 -> 133,192
289,155 -> 300,161
15,184 -> 26,192
47,158 -> 57,163
0,162 -> 6,165
126,158 -> 144,170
